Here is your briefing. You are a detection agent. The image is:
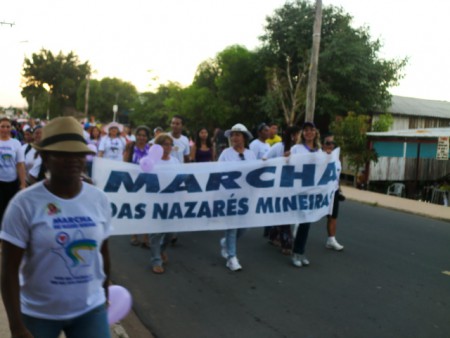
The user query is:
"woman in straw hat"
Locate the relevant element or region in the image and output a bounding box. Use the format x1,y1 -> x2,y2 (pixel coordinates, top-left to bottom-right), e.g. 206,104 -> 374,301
218,123 -> 256,272
1,116 -> 112,338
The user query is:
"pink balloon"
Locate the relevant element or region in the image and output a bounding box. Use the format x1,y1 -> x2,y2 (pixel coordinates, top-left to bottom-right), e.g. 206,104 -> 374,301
139,155 -> 155,172
148,144 -> 163,163
108,285 -> 132,325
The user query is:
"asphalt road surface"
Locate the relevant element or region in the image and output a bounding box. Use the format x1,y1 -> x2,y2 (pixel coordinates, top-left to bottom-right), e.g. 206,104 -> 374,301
109,200 -> 450,338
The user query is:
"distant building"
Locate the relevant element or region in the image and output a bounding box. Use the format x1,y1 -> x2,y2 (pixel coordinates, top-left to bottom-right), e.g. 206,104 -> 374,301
364,96 -> 450,197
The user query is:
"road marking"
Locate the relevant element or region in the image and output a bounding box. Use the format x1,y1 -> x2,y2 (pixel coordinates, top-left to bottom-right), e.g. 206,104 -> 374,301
442,271 -> 450,276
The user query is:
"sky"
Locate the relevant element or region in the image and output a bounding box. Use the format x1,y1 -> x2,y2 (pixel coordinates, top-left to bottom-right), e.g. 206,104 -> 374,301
1,0 -> 449,108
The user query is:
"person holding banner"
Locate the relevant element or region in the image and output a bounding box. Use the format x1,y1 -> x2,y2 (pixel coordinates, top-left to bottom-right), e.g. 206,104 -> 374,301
149,133 -> 181,274
1,116 -> 112,338
263,125 -> 301,255
322,133 -> 344,251
98,122 -> 126,161
124,125 -> 151,248
290,121 -> 321,267
218,123 -> 256,271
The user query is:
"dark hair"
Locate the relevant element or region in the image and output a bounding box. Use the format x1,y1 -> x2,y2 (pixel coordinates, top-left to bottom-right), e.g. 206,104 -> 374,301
172,115 -> 185,125
321,132 -> 334,142
282,126 -> 301,151
135,125 -> 151,139
89,125 -> 101,140
194,128 -> 212,149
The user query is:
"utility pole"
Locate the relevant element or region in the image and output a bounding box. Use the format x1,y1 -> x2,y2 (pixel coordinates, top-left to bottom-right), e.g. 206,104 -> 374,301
84,74 -> 90,117
305,0 -> 323,123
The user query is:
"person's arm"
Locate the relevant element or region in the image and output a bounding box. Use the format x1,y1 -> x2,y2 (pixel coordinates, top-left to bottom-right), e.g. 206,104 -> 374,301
189,144 -> 196,162
1,241 -> 33,338
16,162 -> 27,190
100,239 -> 111,303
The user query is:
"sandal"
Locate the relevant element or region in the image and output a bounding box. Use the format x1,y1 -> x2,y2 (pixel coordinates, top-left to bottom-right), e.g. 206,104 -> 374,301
152,265 -> 164,274
281,248 -> 293,256
130,238 -> 141,246
161,251 -> 169,264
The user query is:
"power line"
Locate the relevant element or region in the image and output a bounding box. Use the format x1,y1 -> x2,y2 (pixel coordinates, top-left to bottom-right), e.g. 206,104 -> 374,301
0,21 -> 15,27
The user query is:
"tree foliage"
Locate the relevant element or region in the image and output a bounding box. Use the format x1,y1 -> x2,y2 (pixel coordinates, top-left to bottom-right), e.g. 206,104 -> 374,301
21,49 -> 90,118
76,77 -> 138,123
259,0 -> 407,127
330,112 -> 378,179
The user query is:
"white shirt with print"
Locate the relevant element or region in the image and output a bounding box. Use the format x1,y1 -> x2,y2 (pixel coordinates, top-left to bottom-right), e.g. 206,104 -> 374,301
0,138 -> 24,182
0,182 -> 112,320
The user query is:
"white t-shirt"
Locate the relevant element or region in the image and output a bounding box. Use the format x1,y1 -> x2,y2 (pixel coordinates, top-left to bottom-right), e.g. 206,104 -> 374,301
291,144 -> 319,155
0,138 -> 24,182
263,142 -> 285,159
29,155 -> 42,179
0,181 -> 112,320
21,143 -> 38,174
169,133 -> 190,163
160,156 -> 180,165
98,136 -> 126,161
218,147 -> 257,162
249,139 -> 271,159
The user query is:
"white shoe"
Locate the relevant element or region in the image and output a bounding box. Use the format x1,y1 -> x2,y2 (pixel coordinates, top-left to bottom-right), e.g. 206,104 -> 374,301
326,237 -> 344,251
292,254 -> 302,267
220,238 -> 228,259
226,256 -> 242,271
292,254 -> 310,267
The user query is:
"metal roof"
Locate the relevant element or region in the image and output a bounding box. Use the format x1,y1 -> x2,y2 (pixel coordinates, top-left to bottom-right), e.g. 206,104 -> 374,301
384,96 -> 450,119
367,127 -> 450,138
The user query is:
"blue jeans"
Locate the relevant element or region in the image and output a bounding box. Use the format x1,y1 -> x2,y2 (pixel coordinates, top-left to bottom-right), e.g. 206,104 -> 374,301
150,233 -> 169,266
293,223 -> 311,255
224,228 -> 246,258
22,304 -> 111,338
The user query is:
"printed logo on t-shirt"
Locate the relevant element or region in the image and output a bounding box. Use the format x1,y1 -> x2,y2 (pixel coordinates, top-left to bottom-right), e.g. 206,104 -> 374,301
51,229 -> 97,283
46,203 -> 61,215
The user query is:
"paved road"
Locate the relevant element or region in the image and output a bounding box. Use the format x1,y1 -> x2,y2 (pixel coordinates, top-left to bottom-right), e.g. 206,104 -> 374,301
109,200 -> 450,338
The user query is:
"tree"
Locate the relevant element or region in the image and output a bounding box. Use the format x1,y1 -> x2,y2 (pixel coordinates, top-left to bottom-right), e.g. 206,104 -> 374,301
21,49 -> 90,117
330,112 -> 378,184
192,45 -> 267,129
76,77 -> 138,123
259,0 -> 407,127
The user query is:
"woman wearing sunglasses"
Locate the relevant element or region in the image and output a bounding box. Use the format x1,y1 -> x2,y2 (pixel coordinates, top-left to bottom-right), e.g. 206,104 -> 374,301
322,133 -> 344,252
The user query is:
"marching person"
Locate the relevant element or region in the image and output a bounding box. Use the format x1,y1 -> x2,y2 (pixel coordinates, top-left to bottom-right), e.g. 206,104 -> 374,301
290,121 -> 321,268
124,125 -> 151,248
322,133 -> 344,251
148,133 -> 180,274
98,122 -> 126,161
263,125 -> 301,255
218,123 -> 256,271
1,116 -> 112,338
0,117 -> 26,226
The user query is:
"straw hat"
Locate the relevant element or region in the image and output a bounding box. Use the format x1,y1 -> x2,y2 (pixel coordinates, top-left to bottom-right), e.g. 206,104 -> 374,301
224,123 -> 253,140
33,116 -> 95,154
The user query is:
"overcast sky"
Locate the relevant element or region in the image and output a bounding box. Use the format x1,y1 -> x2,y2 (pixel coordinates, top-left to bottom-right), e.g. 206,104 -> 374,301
1,0 -> 449,108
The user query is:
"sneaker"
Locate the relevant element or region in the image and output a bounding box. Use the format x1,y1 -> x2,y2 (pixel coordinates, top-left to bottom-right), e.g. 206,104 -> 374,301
292,254 -> 310,267
226,256 -> 242,271
326,237 -> 344,251
220,238 -> 228,259
300,255 -> 310,266
291,254 -> 302,267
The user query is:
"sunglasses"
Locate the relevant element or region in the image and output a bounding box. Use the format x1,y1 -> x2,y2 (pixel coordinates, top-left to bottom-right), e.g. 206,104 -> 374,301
238,153 -> 245,160
324,141 -> 337,146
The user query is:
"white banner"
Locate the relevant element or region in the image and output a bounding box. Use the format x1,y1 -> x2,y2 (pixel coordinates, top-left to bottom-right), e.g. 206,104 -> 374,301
92,150 -> 340,235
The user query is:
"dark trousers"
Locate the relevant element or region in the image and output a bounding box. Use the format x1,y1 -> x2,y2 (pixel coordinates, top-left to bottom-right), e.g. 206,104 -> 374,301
293,223 -> 311,255
0,179 -> 19,227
